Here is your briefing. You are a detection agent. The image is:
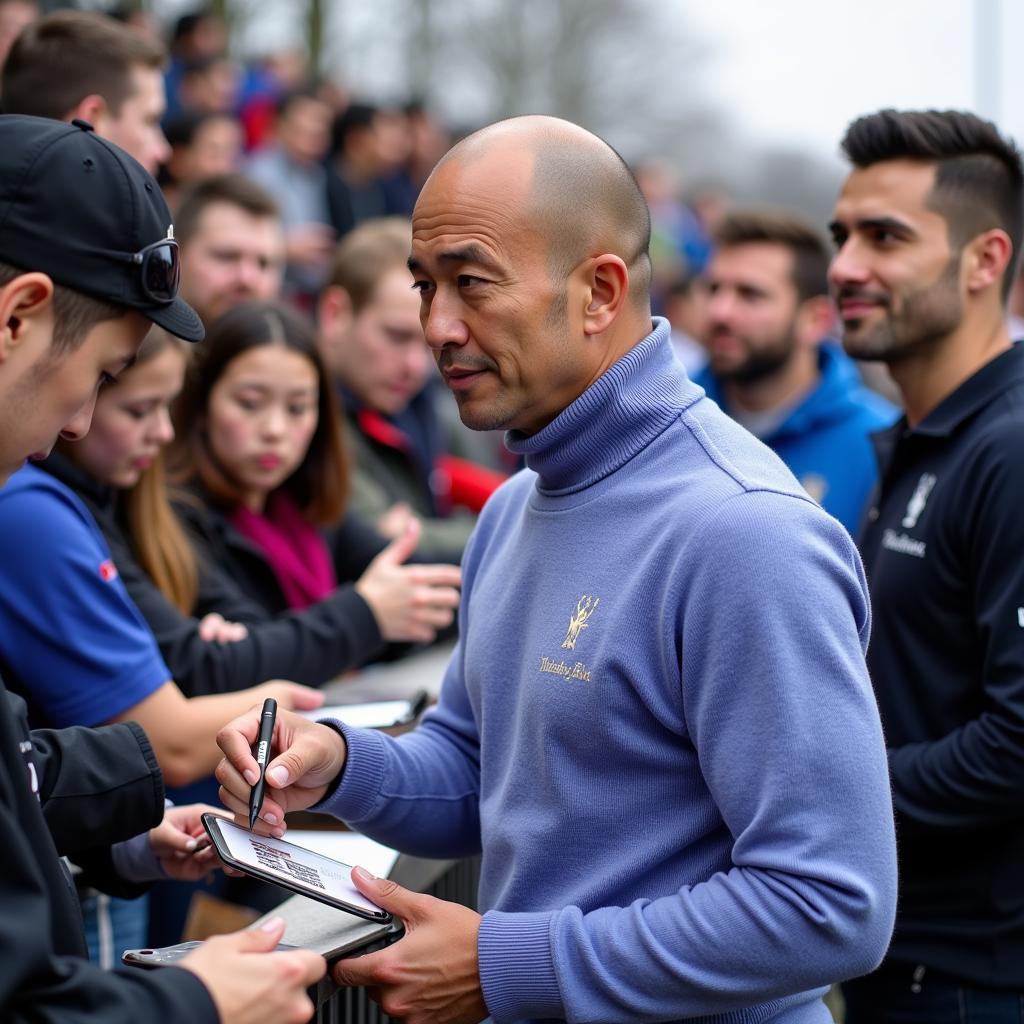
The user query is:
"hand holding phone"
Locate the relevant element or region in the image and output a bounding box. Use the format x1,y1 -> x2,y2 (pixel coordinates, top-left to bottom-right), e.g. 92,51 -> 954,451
142,919 -> 325,1024
201,813 -> 391,923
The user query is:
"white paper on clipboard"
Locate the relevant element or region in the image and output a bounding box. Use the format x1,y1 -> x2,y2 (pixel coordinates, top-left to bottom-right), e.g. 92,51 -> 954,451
297,698 -> 422,729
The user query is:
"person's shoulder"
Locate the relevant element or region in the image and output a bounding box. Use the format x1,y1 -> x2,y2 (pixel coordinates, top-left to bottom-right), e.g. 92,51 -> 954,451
844,384 -> 899,429
0,463 -> 92,529
680,486 -> 865,615
0,466 -> 112,581
171,484 -> 226,533
678,396 -> 810,503
959,397 -> 1024,487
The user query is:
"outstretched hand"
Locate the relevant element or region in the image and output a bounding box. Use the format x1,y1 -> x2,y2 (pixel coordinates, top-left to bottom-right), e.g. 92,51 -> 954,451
332,868 -> 487,1024
149,803 -> 235,881
355,518 -> 462,644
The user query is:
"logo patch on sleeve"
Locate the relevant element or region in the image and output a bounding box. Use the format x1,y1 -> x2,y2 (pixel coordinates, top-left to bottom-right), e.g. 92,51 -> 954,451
99,559 -> 118,582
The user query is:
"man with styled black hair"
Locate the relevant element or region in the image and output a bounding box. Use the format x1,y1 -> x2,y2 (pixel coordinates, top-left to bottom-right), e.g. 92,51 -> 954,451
830,107 -> 1024,1023
840,107 -> 1024,299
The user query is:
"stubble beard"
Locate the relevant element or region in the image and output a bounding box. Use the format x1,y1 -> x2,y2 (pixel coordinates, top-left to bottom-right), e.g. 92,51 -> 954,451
841,258 -> 962,365
712,322 -> 798,386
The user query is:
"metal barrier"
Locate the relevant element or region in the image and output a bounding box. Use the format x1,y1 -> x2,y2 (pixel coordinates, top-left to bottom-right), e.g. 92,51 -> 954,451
315,856 -> 481,1023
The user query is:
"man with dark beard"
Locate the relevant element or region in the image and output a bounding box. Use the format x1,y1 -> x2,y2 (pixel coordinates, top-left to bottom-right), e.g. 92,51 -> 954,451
696,209 -> 896,533
830,108 -> 1024,1024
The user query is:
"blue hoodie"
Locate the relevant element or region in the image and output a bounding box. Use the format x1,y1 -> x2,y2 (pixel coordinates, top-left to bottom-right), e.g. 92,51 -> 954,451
697,344 -> 897,533
316,320 -> 897,1023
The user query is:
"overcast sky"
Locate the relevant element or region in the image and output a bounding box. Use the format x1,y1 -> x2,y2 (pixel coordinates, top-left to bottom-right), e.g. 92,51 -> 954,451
689,0 -> 1021,168
181,0 -> 1023,175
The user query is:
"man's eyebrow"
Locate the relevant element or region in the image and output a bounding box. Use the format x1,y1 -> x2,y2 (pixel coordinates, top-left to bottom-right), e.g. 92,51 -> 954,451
830,215 -> 915,237
408,245 -> 500,275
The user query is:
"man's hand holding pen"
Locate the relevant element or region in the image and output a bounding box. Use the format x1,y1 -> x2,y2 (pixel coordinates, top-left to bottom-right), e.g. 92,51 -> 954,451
215,705 -> 348,836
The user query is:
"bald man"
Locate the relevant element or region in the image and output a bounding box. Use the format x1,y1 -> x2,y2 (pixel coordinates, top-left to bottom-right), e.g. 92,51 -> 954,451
216,116 -> 898,1024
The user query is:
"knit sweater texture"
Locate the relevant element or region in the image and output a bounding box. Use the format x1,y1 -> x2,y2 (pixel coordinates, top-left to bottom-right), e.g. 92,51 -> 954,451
317,319 -> 897,1023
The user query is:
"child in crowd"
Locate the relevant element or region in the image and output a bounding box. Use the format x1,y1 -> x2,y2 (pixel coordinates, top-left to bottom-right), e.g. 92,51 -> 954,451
168,299 -> 461,639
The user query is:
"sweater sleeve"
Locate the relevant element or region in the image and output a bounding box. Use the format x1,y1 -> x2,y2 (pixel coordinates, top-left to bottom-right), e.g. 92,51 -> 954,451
478,491 -> 898,1022
887,428 -> 1024,829
311,636 -> 483,859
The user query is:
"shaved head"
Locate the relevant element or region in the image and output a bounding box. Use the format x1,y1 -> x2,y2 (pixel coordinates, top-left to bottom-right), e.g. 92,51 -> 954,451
427,116 -> 652,307
410,115 -> 655,435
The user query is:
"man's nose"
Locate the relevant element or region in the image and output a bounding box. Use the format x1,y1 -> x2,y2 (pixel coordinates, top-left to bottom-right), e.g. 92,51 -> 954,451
829,240 -> 870,289
238,258 -> 264,292
152,130 -> 172,171
405,342 -> 430,381
706,288 -> 736,328
422,293 -> 469,350
59,390 -> 98,442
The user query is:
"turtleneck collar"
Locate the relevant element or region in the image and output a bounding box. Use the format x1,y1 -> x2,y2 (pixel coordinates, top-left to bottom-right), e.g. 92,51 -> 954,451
505,318 -> 702,495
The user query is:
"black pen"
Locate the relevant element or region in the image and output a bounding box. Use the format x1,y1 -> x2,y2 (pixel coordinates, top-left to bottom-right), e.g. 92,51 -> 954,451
248,697 -> 277,831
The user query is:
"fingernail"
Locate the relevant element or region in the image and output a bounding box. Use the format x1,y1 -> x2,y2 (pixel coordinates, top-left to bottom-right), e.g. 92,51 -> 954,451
244,768 -> 259,785
259,916 -> 284,932
267,766 -> 289,786
353,865 -> 377,882
185,838 -> 197,851
272,827 -> 286,839
263,812 -> 278,825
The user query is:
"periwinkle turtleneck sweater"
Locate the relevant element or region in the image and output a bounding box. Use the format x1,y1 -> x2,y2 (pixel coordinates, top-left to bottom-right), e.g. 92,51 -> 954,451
318,319 -> 897,1023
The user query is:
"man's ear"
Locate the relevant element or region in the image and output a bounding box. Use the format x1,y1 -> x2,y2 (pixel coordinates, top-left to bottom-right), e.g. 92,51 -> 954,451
794,295 -> 836,349
68,94 -> 109,131
579,254 -> 629,337
0,273 -> 55,365
963,228 -> 1013,296
317,284 -> 354,336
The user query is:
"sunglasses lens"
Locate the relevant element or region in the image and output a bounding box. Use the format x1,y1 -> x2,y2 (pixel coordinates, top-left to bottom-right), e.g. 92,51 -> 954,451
142,242 -> 179,302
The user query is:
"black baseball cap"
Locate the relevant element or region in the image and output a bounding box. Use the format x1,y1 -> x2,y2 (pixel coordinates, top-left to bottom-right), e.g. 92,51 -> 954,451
0,115 -> 203,342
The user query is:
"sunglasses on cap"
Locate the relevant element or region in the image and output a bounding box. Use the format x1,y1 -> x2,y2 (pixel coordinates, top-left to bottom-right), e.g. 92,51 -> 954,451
113,234 -> 181,304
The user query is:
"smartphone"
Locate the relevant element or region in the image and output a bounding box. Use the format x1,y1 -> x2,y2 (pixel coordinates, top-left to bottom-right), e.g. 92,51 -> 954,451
122,939 -> 299,968
201,813 -> 392,924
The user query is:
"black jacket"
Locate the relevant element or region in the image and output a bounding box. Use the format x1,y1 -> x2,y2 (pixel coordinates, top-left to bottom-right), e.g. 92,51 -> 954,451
0,680 -> 217,1022
860,343 -> 1024,985
39,453 -> 385,696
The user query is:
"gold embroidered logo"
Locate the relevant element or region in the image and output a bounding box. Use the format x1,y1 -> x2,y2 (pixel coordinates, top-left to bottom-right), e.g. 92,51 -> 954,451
561,595 -> 599,650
